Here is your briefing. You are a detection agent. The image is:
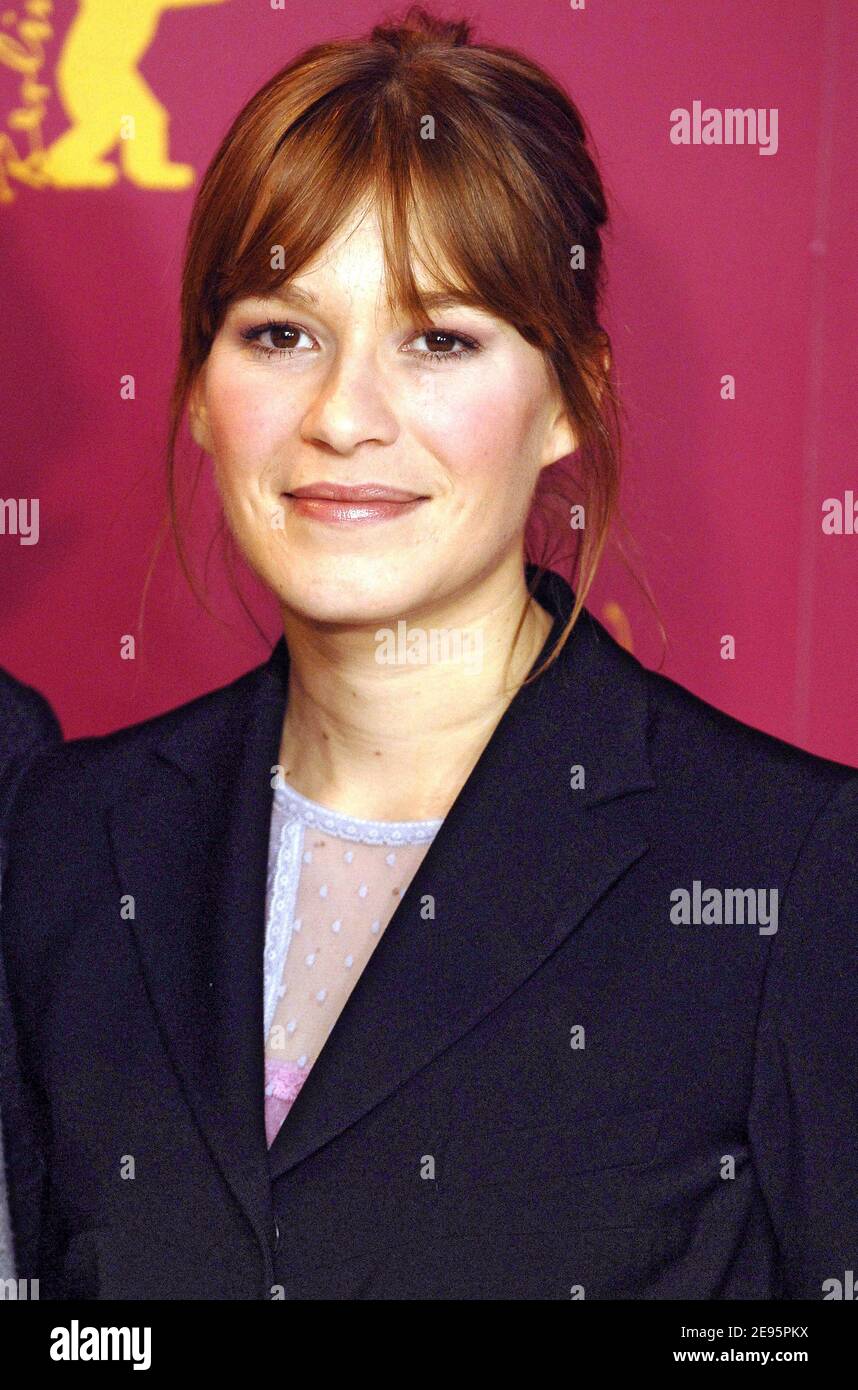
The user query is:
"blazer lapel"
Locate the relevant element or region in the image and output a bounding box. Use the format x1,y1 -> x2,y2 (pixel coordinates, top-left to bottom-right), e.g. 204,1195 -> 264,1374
106,650 -> 289,1257
267,568 -> 656,1180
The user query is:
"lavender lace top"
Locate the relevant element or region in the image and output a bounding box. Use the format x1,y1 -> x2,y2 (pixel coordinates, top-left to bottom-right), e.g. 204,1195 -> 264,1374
262,779 -> 443,1147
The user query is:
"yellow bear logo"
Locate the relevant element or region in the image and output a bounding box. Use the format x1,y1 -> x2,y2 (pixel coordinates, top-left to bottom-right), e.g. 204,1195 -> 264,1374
46,0 -> 227,187
1,0 -> 227,196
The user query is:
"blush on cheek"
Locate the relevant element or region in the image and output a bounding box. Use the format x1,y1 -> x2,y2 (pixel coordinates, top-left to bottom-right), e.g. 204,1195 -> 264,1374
454,386 -> 540,466
210,401 -> 272,458
205,351 -> 286,453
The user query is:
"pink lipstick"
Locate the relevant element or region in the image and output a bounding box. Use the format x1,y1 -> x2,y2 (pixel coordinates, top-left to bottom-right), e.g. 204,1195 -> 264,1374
285,482 -> 428,526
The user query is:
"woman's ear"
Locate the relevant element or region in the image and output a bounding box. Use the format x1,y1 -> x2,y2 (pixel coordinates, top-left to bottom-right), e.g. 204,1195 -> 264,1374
539,335 -> 612,469
188,373 -> 213,453
542,406 -> 579,467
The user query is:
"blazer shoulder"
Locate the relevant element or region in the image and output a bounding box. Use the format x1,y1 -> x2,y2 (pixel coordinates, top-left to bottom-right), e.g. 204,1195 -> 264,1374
3,653 -> 270,831
0,670 -> 63,829
0,668 -> 62,747
641,658 -> 858,802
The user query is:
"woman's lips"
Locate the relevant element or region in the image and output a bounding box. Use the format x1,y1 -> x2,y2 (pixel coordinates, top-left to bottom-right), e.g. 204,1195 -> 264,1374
282,494 -> 425,525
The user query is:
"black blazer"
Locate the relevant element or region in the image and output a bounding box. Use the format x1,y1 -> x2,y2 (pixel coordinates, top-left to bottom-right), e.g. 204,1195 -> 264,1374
0,668 -> 62,882
2,568 -> 857,1300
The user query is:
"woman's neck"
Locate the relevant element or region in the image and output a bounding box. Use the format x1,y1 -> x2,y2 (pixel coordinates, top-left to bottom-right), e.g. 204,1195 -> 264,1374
276,568 -> 553,822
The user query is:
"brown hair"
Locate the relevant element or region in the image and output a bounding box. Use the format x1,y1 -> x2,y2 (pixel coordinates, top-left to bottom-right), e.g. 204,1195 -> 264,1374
149,4 -> 659,683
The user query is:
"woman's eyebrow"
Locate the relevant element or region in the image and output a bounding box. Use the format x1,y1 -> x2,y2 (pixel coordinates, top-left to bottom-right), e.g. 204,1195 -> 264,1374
413,291 -> 488,312
267,284 -> 319,307
257,285 -> 488,314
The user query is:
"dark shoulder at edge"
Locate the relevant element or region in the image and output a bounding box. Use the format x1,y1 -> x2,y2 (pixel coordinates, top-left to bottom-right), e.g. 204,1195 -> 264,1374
4,653 -> 272,823
639,652 -> 858,795
0,667 -> 63,745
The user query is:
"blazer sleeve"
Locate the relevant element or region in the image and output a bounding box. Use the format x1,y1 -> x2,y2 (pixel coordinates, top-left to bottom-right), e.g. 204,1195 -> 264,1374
747,772 -> 858,1299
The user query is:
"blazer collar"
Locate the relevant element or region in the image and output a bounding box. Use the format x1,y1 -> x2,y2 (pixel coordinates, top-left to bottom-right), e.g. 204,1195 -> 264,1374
107,567 -> 655,1251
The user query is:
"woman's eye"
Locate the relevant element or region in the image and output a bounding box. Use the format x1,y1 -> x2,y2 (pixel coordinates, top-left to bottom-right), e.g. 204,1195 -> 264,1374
240,321 -> 313,358
239,320 -> 480,363
407,329 -> 480,363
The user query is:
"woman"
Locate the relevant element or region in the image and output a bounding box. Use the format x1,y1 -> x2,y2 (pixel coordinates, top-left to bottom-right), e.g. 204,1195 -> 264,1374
2,7 -> 857,1301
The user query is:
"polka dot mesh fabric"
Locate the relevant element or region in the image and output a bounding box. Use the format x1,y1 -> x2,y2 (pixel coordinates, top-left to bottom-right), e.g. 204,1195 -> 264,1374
262,780 -> 443,1147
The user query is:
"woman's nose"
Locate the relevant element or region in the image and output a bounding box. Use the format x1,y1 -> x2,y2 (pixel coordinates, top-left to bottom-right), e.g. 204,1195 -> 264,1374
300,340 -> 398,453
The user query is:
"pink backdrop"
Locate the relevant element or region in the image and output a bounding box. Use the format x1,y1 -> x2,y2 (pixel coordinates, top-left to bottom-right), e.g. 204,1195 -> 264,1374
1,0 -> 855,765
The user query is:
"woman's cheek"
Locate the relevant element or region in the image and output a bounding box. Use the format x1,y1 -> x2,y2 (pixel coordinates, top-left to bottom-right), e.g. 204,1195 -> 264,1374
212,400 -> 277,469
205,354 -> 283,458
452,374 -> 531,458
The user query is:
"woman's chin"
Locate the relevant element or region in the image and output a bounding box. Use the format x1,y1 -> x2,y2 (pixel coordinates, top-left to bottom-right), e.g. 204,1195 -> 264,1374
273,574 -> 425,629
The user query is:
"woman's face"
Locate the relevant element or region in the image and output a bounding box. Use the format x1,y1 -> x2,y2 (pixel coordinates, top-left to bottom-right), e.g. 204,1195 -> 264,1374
190,205 -> 576,625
